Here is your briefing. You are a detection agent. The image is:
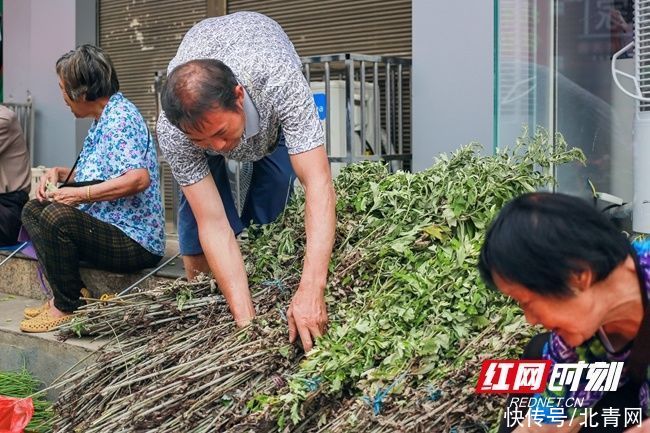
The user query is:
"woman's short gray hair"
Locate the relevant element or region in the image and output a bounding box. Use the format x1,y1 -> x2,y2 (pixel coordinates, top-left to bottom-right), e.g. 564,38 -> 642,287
56,44 -> 119,102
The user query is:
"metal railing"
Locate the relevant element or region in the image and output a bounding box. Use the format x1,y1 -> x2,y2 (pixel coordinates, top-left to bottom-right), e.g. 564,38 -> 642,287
5,95 -> 35,166
302,53 -> 412,172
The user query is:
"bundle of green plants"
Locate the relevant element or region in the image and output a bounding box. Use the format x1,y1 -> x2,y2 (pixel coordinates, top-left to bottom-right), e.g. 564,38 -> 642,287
0,368 -> 54,433
52,128 -> 583,432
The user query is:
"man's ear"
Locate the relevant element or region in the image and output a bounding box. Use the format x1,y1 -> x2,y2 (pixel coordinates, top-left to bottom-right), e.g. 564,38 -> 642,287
568,268 -> 594,292
234,85 -> 244,110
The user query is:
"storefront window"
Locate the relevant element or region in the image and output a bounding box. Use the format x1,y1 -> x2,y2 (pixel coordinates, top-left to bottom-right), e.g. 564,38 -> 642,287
495,0 -> 635,201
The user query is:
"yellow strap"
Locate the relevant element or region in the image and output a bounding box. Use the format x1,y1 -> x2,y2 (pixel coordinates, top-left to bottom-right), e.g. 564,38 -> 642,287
100,293 -> 116,301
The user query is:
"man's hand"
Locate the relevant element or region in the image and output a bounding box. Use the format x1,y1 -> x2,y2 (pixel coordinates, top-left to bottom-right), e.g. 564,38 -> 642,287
48,186 -> 85,206
287,282 -> 328,353
182,175 -> 256,327
287,146 -> 336,353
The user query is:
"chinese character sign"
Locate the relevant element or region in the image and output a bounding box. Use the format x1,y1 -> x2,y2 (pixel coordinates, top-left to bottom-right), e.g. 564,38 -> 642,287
476,360 -> 623,394
476,360 -> 551,394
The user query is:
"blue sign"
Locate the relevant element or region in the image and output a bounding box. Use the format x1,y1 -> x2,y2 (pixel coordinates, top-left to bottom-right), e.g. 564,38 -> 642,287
313,93 -> 326,120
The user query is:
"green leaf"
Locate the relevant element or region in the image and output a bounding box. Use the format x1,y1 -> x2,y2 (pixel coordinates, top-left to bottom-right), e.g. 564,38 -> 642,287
423,224 -> 444,240
354,319 -> 372,334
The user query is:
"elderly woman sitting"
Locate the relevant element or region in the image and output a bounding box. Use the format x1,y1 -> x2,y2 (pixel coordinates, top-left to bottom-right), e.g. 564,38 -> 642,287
480,192 -> 649,433
20,44 -> 165,333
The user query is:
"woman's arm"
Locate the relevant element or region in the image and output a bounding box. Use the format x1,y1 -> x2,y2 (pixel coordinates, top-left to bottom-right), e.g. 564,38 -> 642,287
48,168 -> 150,205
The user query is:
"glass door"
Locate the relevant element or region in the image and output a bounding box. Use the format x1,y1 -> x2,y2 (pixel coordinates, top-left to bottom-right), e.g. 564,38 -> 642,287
495,0 -> 635,201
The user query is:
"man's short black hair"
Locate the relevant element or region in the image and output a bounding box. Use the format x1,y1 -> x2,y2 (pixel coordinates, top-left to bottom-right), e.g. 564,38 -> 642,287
478,192 -> 630,297
161,58 -> 239,132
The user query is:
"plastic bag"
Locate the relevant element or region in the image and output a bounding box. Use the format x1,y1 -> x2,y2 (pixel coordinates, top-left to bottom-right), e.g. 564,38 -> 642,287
0,396 -> 34,433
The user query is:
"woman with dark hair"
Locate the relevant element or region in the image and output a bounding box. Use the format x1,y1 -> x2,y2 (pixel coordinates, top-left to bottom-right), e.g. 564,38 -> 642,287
19,44 -> 165,333
479,192 -> 649,433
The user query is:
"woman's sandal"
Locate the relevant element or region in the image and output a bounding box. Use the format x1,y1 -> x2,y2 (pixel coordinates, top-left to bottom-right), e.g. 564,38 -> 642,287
20,311 -> 74,333
25,288 -> 90,319
23,302 -> 50,319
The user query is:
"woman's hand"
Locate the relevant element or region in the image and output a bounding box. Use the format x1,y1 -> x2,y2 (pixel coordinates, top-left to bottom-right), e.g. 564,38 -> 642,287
37,167 -> 60,201
47,186 -> 85,206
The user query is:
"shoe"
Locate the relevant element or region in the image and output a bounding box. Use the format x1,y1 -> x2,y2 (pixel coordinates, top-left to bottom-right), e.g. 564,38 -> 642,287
80,287 -> 92,300
20,311 -> 74,333
24,288 -> 91,319
23,302 -> 50,319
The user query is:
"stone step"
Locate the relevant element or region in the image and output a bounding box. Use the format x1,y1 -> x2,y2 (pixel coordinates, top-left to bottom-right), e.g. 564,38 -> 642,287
0,292 -> 103,400
0,239 -> 186,301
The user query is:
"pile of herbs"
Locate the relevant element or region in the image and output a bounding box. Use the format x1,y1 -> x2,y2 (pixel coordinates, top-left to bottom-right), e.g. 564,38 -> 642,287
52,128 -> 583,432
0,368 -> 54,433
